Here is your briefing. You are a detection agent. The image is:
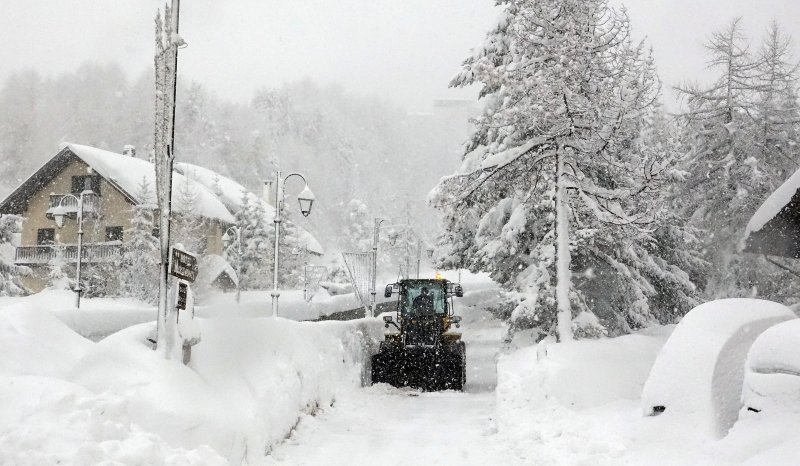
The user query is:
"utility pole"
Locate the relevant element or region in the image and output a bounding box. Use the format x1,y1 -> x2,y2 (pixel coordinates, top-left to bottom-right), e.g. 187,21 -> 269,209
154,0 -> 182,358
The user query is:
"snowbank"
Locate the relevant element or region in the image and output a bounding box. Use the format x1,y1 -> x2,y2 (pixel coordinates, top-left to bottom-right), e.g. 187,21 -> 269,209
641,298 -> 796,438
0,290 -> 155,341
495,327 -> 673,463
198,288 -> 391,321
497,327 -> 671,413
0,303 -> 92,377
0,292 -> 383,464
0,375 -> 227,465
67,317 -> 382,463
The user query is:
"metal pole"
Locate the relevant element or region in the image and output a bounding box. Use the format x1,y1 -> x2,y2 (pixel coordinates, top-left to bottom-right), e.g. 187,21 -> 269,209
236,228 -> 242,303
369,218 -> 381,318
416,240 -> 421,279
271,172 -> 282,318
405,228 -> 410,280
303,244 -> 308,302
75,193 -> 84,308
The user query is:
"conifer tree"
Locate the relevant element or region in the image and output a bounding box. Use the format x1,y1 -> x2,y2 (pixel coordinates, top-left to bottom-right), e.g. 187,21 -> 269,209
434,0 -> 689,339
675,18 -> 800,299
121,178 -> 160,303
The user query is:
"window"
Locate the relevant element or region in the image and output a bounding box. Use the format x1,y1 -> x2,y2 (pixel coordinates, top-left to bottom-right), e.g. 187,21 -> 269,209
37,228 -> 55,245
71,175 -> 101,196
105,226 -> 123,242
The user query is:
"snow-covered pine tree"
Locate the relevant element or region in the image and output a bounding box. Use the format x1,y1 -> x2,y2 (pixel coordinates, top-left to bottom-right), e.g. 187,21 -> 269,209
345,199 -> 372,253
675,18 -> 800,300
751,22 -> 800,179
121,178 -> 160,303
173,173 -> 205,255
0,215 -> 27,296
231,191 -> 272,290
434,0 -> 688,340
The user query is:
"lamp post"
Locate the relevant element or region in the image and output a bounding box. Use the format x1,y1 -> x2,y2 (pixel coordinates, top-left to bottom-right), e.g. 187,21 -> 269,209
265,171 -> 315,318
369,218 -> 387,318
51,185 -> 94,309
222,226 -> 242,303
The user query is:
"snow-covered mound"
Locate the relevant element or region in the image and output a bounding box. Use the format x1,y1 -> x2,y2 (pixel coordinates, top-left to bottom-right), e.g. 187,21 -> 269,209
495,327 -> 673,463
0,375 -> 227,466
641,298 -> 796,438
498,327 -> 671,413
0,303 -> 92,377
68,317 -> 382,463
716,320 -> 800,464
0,291 -> 383,464
742,319 -> 800,413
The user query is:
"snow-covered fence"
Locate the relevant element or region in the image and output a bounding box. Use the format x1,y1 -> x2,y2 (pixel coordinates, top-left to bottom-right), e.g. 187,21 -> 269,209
641,298 -> 796,438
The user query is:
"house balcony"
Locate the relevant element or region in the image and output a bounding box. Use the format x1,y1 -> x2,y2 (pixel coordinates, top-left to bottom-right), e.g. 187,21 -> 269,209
45,193 -> 100,219
14,242 -> 122,265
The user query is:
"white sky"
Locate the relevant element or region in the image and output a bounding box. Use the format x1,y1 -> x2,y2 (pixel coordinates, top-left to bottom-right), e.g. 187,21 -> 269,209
1,1 -> 799,111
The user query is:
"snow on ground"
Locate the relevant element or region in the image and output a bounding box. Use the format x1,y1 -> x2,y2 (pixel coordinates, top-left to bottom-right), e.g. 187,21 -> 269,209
4,274 -> 800,464
495,299 -> 800,465
264,277 -> 520,465
0,290 -> 382,464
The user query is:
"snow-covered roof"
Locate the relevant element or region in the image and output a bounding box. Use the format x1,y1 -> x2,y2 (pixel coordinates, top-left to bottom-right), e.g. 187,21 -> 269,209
175,162 -> 324,256
743,167 -> 800,257
67,144 -> 234,223
197,254 -> 238,287
746,168 -> 800,238
174,162 -> 258,214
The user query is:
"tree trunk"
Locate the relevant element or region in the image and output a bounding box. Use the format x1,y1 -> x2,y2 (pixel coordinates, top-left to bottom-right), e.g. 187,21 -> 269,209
555,145 -> 573,342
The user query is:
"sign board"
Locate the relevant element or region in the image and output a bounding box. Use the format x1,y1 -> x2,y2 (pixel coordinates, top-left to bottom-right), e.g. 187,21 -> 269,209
177,282 -> 188,310
169,247 -> 198,283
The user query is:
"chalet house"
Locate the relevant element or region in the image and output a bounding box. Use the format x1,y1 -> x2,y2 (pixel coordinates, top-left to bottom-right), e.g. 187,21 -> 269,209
0,143 -> 323,293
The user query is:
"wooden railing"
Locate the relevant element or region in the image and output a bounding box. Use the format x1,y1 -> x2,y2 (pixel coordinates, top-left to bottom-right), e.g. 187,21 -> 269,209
15,243 -> 122,265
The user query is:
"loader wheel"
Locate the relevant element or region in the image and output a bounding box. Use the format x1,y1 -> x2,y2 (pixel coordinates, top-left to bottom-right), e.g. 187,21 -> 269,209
371,343 -> 399,386
440,342 -> 465,391
458,341 -> 467,390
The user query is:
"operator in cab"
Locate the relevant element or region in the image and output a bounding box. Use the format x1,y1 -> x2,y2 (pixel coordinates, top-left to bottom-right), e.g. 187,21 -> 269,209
412,286 -> 435,315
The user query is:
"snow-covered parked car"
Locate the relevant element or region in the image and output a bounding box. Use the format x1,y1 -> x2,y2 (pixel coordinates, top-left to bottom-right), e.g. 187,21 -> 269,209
743,319 -> 800,414
641,298 -> 795,437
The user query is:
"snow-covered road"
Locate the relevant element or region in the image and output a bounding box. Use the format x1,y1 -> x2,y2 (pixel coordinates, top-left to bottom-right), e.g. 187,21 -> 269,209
265,281 -> 524,465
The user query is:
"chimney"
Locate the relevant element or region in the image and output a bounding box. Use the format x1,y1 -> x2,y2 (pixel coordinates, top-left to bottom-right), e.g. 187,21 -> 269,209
123,145 -> 136,157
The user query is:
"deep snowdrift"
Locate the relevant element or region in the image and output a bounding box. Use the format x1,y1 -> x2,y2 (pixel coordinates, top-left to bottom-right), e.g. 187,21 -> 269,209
0,299 -> 382,464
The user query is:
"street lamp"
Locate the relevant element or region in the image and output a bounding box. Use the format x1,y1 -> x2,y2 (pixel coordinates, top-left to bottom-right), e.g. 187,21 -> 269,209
51,184 -> 94,309
266,171 -> 315,318
222,226 -> 242,303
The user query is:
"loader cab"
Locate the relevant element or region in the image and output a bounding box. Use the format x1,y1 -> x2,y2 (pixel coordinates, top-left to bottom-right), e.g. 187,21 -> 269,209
382,278 -> 463,336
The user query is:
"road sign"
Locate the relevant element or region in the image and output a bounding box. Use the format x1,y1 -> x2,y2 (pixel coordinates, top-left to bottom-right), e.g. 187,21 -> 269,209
169,247 -> 198,282
177,282 -> 188,310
